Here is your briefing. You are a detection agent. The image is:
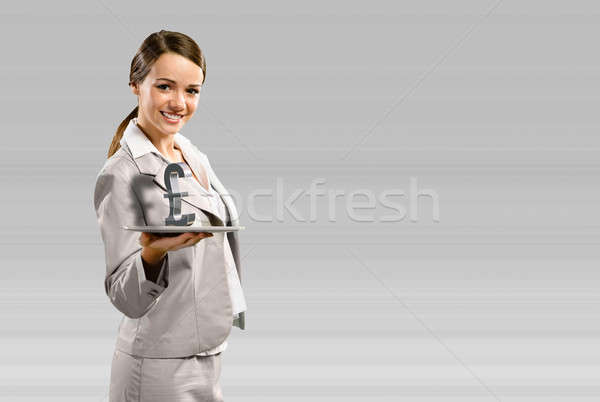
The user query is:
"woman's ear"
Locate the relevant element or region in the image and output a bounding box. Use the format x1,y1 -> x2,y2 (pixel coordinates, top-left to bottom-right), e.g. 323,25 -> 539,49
130,82 -> 139,96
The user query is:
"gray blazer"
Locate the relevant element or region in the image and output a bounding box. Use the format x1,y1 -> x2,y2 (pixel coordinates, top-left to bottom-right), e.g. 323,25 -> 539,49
93,133 -> 245,358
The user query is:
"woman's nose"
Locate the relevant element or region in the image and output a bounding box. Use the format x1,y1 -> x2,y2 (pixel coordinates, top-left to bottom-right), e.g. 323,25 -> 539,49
170,90 -> 186,110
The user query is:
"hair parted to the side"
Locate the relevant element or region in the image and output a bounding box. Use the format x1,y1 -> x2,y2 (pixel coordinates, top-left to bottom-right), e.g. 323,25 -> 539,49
107,30 -> 207,158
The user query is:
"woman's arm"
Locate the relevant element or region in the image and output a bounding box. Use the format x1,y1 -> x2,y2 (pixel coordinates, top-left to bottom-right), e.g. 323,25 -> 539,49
93,160 -> 170,319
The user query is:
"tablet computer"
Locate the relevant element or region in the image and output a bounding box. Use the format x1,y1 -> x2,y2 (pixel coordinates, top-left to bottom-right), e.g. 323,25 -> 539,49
121,225 -> 245,236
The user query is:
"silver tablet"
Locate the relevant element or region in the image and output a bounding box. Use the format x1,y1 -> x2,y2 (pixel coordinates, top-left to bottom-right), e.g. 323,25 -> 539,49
121,225 -> 245,235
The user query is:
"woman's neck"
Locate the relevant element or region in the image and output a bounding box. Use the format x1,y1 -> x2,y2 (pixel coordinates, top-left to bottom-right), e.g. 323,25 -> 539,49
135,119 -> 180,162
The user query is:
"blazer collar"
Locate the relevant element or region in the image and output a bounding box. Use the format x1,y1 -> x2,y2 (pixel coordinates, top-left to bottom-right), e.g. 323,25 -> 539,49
120,118 -> 238,225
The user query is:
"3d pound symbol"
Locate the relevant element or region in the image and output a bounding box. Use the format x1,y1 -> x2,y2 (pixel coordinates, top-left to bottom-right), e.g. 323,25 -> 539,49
163,162 -> 195,226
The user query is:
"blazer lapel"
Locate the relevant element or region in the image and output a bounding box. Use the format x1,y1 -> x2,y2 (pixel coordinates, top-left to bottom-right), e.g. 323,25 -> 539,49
175,138 -> 240,227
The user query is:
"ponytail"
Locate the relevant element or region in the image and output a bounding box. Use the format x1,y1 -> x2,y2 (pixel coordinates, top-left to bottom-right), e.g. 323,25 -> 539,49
107,106 -> 138,158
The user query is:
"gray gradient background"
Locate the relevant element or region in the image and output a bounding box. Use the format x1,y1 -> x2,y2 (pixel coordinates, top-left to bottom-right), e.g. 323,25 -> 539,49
1,0 -> 599,401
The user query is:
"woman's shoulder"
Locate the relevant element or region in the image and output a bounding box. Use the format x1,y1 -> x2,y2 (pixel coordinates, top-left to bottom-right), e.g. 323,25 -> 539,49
96,145 -> 138,181
93,146 -> 139,211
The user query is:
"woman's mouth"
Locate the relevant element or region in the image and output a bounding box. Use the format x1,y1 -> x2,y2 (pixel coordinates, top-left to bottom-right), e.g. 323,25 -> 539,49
160,111 -> 183,123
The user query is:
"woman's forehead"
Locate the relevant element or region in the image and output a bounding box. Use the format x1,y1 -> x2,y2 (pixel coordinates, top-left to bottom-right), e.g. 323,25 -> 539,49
150,53 -> 203,84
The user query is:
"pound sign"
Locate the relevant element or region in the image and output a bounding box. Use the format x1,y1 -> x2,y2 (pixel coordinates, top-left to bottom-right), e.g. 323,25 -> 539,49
163,162 -> 196,226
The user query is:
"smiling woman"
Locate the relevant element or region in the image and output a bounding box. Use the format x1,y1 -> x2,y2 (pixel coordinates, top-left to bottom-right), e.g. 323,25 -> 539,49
130,52 -> 204,148
94,30 -> 246,402
108,30 -> 206,160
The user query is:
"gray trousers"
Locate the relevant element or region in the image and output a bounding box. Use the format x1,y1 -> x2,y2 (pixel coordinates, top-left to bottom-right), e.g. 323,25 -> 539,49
109,349 -> 224,401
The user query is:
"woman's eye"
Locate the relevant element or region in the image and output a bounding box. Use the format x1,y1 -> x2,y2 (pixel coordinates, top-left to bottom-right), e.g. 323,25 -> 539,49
188,88 -> 199,95
157,84 -> 169,90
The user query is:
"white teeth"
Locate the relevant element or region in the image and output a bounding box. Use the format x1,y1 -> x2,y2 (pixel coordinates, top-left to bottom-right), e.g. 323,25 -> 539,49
161,111 -> 182,120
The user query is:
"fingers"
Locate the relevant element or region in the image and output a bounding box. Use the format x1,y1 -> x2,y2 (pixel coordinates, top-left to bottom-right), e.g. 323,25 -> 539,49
166,232 -> 212,251
185,232 -> 213,245
169,232 -> 213,248
140,231 -> 214,251
181,232 -> 209,242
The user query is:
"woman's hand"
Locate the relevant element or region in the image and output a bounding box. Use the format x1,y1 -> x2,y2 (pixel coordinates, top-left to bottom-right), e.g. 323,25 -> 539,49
138,232 -> 212,281
139,231 -> 213,254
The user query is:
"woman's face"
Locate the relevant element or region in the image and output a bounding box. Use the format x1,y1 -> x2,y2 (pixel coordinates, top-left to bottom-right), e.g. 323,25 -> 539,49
131,52 -> 204,137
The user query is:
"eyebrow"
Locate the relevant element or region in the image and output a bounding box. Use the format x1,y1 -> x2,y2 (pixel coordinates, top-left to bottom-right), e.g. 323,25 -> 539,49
156,77 -> 201,87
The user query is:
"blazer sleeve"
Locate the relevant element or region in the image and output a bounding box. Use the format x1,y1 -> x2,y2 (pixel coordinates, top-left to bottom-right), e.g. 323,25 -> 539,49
93,161 -> 170,319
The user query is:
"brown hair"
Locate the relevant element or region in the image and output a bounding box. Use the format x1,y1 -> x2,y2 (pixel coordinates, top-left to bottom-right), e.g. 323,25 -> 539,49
107,30 -> 207,158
